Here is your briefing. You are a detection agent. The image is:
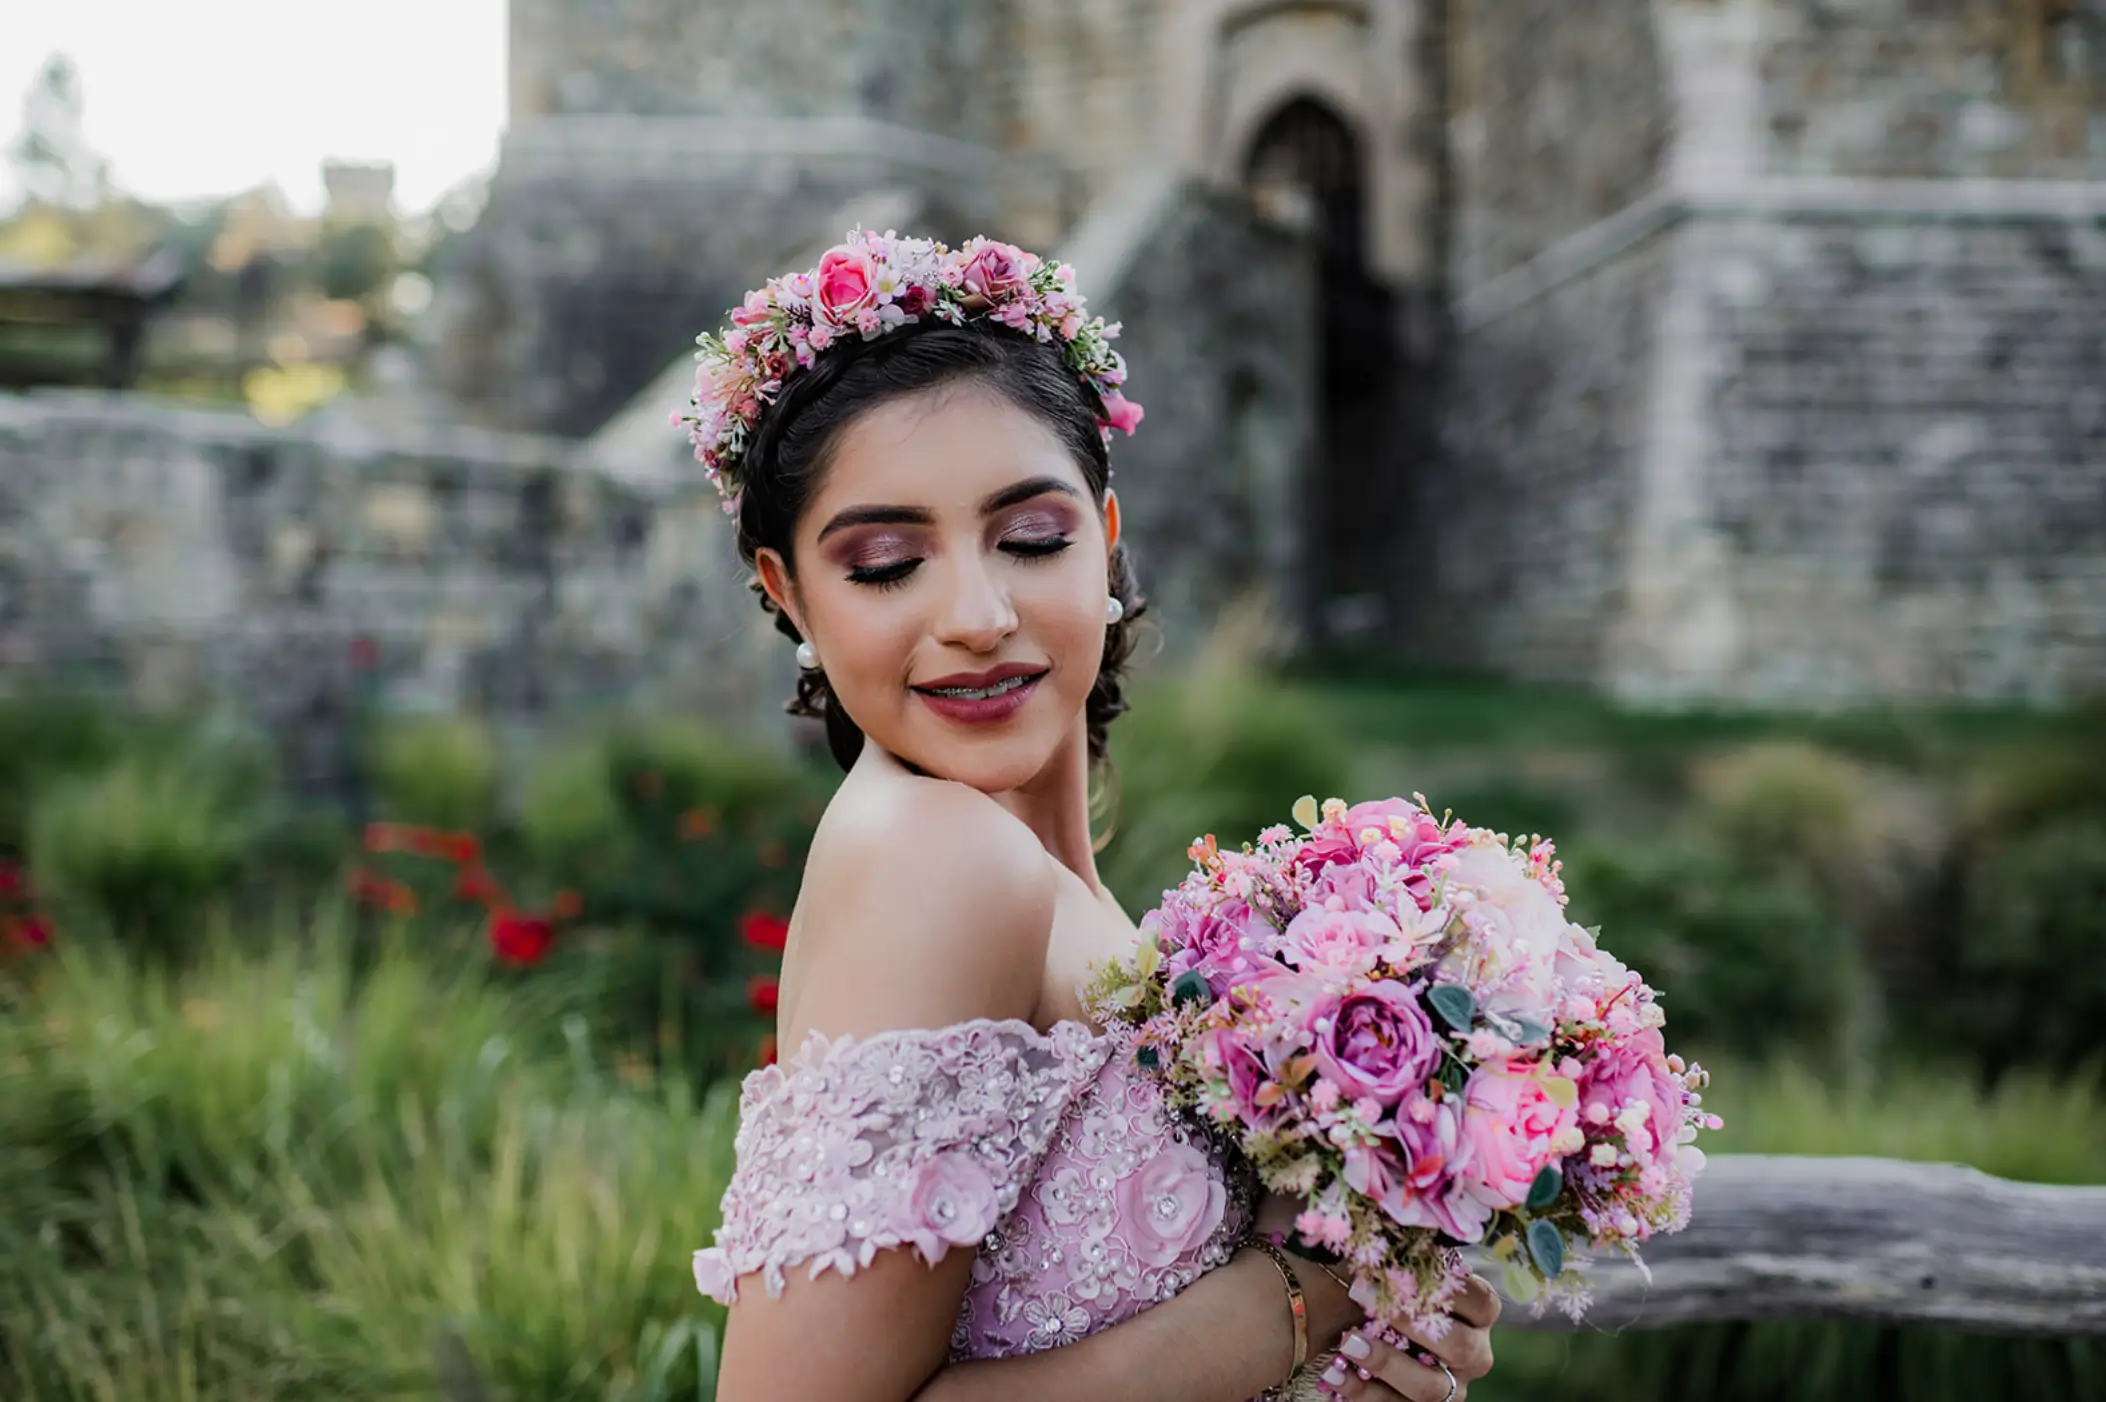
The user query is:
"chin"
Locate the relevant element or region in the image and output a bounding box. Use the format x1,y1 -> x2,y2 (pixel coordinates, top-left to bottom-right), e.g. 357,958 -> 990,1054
878,705 -> 1072,794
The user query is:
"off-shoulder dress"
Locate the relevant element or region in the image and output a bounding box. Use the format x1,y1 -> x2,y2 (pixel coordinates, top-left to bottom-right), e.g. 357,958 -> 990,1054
693,1016 -> 1256,1361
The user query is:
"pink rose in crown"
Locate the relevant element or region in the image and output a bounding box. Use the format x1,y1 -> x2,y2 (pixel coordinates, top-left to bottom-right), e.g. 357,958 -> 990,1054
1116,1140 -> 1227,1266
1099,389 -> 1145,434
813,244 -> 879,327
1311,982 -> 1442,1107
895,1151 -> 1002,1262
957,239 -> 1032,305
1454,1062 -> 1579,1213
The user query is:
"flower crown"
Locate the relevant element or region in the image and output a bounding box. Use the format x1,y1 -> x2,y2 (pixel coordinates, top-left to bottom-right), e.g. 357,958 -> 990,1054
672,229 -> 1144,514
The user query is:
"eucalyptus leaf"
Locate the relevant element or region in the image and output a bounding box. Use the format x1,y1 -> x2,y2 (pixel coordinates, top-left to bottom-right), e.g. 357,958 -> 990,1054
1171,971 -> 1211,1007
1429,983 -> 1476,1031
1440,1058 -> 1469,1095
1509,1017 -> 1551,1045
1136,1045 -> 1161,1071
1526,1219 -> 1566,1277
1526,1163 -> 1562,1210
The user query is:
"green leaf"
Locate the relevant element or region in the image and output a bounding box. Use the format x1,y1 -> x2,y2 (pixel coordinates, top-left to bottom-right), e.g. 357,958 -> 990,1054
1440,1058 -> 1469,1096
1136,1045 -> 1161,1071
1526,1163 -> 1562,1210
1428,983 -> 1475,1031
1171,970 -> 1211,1008
1526,1219 -> 1565,1278
1502,1258 -> 1542,1304
1509,1017 -> 1551,1045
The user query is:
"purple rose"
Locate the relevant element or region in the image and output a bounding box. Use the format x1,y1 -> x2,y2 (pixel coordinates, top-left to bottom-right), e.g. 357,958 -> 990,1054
894,1151 -> 1001,1262
1311,981 -> 1442,1108
1115,1140 -> 1227,1267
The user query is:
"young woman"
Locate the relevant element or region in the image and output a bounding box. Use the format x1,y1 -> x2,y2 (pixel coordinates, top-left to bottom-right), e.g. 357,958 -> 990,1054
682,232 -> 1499,1402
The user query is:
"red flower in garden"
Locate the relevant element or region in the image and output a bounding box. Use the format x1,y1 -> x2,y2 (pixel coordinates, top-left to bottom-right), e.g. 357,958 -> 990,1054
552,889 -> 584,920
439,832 -> 482,865
746,974 -> 780,1015
740,911 -> 790,953
758,1034 -> 778,1067
347,866 -> 419,916
676,806 -> 719,841
362,823 -> 403,854
453,864 -> 507,906
407,828 -> 449,859
489,909 -> 554,966
0,859 -> 26,901
2,912 -> 53,951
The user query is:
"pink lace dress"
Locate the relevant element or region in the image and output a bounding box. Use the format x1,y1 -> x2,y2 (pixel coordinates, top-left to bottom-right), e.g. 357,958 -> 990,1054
692,1016 -> 1255,1361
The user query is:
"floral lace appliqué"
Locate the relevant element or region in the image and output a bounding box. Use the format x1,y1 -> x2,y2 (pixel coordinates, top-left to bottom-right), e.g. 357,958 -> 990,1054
693,1016 -> 1252,1364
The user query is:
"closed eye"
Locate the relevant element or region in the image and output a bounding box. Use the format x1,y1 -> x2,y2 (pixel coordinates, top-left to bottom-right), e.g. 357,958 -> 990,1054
1002,537 -> 1072,559
847,559 -> 920,588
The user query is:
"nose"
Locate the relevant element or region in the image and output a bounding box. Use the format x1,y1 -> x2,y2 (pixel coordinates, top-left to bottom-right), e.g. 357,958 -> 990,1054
931,553 -> 1017,654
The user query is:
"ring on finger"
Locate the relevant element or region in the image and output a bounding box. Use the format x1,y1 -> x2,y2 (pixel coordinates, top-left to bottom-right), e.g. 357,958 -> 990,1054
1434,1359 -> 1457,1402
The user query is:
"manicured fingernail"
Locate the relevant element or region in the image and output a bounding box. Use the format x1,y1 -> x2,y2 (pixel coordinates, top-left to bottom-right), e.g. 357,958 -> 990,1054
1323,1360 -> 1348,1385
1341,1334 -> 1372,1360
1358,1365 -> 1374,1380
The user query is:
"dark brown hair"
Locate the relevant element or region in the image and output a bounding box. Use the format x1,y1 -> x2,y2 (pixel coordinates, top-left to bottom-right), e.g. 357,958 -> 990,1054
733,321 -> 1145,772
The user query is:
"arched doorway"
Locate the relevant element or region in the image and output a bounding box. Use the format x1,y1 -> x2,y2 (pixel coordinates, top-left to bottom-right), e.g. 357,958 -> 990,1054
1244,98 -> 1399,640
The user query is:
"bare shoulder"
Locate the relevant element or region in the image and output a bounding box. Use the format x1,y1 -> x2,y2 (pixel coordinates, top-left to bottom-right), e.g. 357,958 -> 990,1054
784,772 -> 1055,1042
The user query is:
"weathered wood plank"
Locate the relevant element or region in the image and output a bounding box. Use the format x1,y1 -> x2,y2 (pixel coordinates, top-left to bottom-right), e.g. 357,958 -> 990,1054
1500,1155 -> 2106,1335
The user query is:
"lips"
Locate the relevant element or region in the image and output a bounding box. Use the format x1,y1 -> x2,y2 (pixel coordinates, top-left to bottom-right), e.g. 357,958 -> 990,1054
912,662 -> 1047,696
910,662 -> 1049,725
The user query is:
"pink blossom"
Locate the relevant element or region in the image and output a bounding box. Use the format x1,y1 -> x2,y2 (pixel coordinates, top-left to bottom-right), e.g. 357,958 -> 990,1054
893,1151 -> 1001,1262
1310,981 -> 1441,1108
1282,906 -> 1395,971
958,239 -> 1032,302
812,244 -> 879,327
1208,1027 -> 1284,1132
1099,389 -> 1145,435
807,323 -> 836,351
1453,1062 -> 1579,1212
1115,1141 -> 1227,1266
1577,1027 -> 1691,1174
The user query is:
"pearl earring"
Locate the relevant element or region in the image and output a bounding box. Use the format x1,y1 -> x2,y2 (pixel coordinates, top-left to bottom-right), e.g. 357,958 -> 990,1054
795,641 -> 819,670
1105,595 -> 1125,625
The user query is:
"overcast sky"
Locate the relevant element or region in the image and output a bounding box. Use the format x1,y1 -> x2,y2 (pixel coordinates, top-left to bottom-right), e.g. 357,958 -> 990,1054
1,0 -> 508,215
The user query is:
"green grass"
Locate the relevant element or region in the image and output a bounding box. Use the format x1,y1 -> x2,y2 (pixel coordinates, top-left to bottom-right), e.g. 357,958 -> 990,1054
0,919 -> 735,1401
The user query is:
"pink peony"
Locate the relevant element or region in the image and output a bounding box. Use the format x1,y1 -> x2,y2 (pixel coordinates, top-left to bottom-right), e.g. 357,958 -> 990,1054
1454,1062 -> 1579,1212
894,1151 -> 1001,1262
1282,906 -> 1396,972
1116,1140 -> 1227,1266
1578,1026 -> 1689,1173
1099,389 -> 1144,434
1311,981 -> 1442,1108
813,244 -> 879,327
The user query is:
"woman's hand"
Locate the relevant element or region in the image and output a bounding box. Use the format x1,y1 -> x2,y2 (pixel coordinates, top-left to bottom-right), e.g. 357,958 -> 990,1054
1316,1275 -> 1500,1401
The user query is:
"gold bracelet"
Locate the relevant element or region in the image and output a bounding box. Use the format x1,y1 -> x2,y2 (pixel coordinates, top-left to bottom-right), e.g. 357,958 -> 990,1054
1246,1238 -> 1308,1378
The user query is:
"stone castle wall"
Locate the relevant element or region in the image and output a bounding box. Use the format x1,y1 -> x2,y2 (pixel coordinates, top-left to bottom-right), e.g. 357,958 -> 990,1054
0,392 -> 781,793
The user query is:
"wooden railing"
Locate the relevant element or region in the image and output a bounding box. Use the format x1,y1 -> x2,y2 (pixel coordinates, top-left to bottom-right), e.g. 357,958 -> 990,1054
1503,1155 -> 2106,1335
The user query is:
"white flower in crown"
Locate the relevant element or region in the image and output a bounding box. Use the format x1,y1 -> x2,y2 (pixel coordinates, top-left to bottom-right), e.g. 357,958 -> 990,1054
675,228 -> 1143,515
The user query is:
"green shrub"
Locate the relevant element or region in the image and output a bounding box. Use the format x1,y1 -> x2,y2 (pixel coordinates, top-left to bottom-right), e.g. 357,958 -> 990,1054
26,758 -> 253,955
1933,814 -> 2106,1075
0,695 -> 126,851
1560,838 -> 1857,1061
367,714 -> 501,830
1101,611 -> 1354,910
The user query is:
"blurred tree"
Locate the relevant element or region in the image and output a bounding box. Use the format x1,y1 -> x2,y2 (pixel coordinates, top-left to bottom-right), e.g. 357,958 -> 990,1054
314,222 -> 396,304
8,54 -> 110,210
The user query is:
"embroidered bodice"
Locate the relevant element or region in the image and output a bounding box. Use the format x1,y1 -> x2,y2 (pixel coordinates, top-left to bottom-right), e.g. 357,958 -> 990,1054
692,1016 -> 1252,1359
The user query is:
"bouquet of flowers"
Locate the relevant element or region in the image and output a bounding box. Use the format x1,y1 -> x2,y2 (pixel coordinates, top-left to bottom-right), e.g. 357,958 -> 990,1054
1086,795 -> 1720,1340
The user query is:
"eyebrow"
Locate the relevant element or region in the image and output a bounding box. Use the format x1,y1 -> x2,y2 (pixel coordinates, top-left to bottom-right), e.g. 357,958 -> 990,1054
814,476 -> 1081,544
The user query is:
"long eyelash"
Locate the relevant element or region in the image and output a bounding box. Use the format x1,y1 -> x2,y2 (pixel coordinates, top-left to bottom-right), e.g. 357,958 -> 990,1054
1004,537 -> 1073,559
847,560 -> 919,588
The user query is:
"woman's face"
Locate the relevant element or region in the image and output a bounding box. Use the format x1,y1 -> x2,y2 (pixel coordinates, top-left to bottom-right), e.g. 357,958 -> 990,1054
756,383 -> 1119,793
